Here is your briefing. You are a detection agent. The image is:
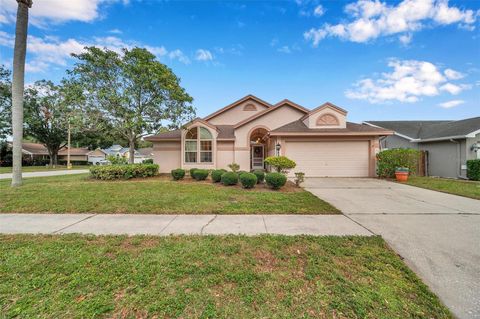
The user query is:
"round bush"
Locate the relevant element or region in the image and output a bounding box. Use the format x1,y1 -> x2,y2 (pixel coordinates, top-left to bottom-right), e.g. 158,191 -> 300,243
265,172 -> 287,190
221,172 -> 239,186
240,172 -> 257,189
192,169 -> 209,181
252,170 -> 265,184
171,168 -> 185,180
211,169 -> 227,183
237,170 -> 248,176
189,168 -> 198,178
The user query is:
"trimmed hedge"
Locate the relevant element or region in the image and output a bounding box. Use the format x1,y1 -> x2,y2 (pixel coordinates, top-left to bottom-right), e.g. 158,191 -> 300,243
221,172 -> 239,186
189,168 -> 198,177
142,158 -> 154,164
467,159 -> 480,181
237,170 -> 248,176
171,168 -> 186,180
192,169 -> 209,181
240,172 -> 257,189
252,170 -> 265,184
265,172 -> 287,190
211,169 -> 227,183
376,149 -> 421,178
90,164 -> 159,180
264,156 -> 296,173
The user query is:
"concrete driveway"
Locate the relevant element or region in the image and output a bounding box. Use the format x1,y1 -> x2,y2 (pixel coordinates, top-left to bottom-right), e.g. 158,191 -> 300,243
305,178 -> 480,319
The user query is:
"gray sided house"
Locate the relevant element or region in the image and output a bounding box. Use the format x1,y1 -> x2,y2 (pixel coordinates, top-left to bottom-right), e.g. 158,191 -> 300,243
364,117 -> 480,179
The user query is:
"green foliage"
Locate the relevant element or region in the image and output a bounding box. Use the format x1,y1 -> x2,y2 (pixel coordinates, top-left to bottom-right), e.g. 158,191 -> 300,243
66,47 -> 195,164
237,170 -> 248,176
142,158 -> 154,164
266,172 -> 287,190
264,156 -> 296,173
240,173 -> 257,189
0,65 -> 11,140
221,172 -> 239,186
171,168 -> 185,181
228,163 -> 240,173
89,164 -> 159,180
467,159 -> 480,181
294,172 -> 305,187
106,155 -> 128,165
193,169 -> 209,181
376,149 -> 421,178
211,169 -> 227,183
252,170 -> 265,184
189,168 -> 198,177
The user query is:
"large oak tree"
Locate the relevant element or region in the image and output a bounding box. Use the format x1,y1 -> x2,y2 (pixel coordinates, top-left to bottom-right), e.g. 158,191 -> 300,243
67,46 -> 195,164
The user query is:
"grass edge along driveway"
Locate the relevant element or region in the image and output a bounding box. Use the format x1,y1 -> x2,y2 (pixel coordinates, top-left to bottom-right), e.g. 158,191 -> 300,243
0,174 -> 339,214
405,176 -> 480,200
0,234 -> 453,318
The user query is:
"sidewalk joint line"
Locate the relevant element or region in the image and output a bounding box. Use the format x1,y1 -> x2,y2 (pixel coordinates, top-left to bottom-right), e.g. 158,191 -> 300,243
158,215 -> 179,234
201,215 -> 217,234
51,214 -> 98,234
342,213 -> 376,236
262,215 -> 268,233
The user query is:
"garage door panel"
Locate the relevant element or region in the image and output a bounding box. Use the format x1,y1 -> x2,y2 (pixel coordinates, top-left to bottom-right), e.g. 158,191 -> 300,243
285,141 -> 369,177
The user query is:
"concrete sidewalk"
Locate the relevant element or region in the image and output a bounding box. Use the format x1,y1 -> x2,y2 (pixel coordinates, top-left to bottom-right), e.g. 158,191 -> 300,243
0,169 -> 89,180
0,214 -> 372,236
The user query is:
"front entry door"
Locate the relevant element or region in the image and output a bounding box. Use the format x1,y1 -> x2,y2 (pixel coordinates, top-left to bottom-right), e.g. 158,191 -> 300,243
251,145 -> 264,170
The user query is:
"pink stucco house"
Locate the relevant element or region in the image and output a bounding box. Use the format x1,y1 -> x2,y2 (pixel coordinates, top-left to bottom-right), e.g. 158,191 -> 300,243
145,95 -> 393,177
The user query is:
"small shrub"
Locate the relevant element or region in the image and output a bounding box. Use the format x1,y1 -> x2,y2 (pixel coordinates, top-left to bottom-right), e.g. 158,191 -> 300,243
294,172 -> 305,187
252,170 -> 265,183
193,169 -> 209,181
189,168 -> 198,177
90,164 -> 159,180
264,156 -> 296,173
171,168 -> 185,180
211,169 -> 227,183
221,171 -> 239,186
237,170 -> 248,176
106,155 -> 128,165
240,172 -> 257,189
376,149 -> 421,178
142,158 -> 154,164
265,172 -> 287,190
467,159 -> 480,181
228,163 -> 240,173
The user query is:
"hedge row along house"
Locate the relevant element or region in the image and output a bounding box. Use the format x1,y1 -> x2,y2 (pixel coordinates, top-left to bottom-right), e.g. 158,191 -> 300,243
145,95 -> 393,177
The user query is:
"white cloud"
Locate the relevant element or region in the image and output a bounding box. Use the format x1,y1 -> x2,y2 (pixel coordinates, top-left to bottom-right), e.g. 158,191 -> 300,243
195,49 -> 214,61
0,0 -> 127,27
438,99 -> 464,108
444,68 -> 464,80
304,0 -> 478,45
313,5 -> 325,17
108,28 -> 123,34
0,32 -> 191,73
399,33 -> 412,45
345,59 -> 470,103
277,46 -> 291,54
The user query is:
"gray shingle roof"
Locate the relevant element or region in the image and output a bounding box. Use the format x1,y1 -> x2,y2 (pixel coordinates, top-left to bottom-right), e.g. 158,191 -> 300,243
366,117 -> 480,141
271,120 -> 391,134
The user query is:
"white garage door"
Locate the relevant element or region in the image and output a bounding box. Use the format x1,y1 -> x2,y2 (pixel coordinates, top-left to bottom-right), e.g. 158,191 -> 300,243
285,141 -> 369,177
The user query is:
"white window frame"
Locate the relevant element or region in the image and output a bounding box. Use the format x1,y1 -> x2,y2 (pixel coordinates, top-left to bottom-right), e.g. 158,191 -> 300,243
184,127 -> 213,164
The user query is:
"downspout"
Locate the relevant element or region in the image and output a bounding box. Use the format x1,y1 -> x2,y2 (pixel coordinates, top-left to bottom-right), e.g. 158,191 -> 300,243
449,139 -> 466,179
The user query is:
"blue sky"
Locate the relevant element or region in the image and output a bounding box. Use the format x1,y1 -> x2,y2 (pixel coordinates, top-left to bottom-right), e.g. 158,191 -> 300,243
0,0 -> 479,122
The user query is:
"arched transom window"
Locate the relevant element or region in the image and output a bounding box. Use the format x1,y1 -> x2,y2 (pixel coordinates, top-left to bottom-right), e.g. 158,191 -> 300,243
185,127 -> 213,163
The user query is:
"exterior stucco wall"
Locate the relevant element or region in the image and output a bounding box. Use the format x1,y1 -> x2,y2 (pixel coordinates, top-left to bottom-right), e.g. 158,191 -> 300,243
419,139 -> 467,178
216,141 -> 235,170
380,135 -> 418,150
208,100 -> 269,125
466,132 -> 480,160
303,106 -> 346,129
152,141 -> 181,173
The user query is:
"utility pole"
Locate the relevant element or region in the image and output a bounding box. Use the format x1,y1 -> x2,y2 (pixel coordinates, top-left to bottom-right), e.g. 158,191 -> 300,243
67,122 -> 71,169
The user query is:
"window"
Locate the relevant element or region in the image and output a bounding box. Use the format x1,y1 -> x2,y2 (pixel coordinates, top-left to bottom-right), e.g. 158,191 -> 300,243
184,127 -> 213,163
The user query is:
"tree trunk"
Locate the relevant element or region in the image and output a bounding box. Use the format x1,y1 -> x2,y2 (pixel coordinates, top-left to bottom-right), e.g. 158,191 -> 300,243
11,0 -> 31,187
129,138 -> 135,164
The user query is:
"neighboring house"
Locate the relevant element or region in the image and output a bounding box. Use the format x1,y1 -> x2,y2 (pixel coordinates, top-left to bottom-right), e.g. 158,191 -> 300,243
87,144 -> 152,164
145,95 -> 393,177
19,142 -> 89,163
364,117 -> 480,178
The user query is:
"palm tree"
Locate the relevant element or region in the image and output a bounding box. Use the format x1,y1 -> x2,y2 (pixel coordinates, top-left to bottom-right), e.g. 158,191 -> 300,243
11,0 -> 32,187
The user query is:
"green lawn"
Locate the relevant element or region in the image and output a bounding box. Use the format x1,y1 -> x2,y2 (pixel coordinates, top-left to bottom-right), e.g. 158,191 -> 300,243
0,174 -> 338,214
406,176 -> 480,200
0,234 -> 452,318
0,165 -> 88,173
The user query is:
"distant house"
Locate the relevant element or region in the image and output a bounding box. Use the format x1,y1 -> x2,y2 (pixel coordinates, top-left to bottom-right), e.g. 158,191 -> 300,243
19,142 -> 89,164
87,144 -> 152,164
364,117 -> 480,178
